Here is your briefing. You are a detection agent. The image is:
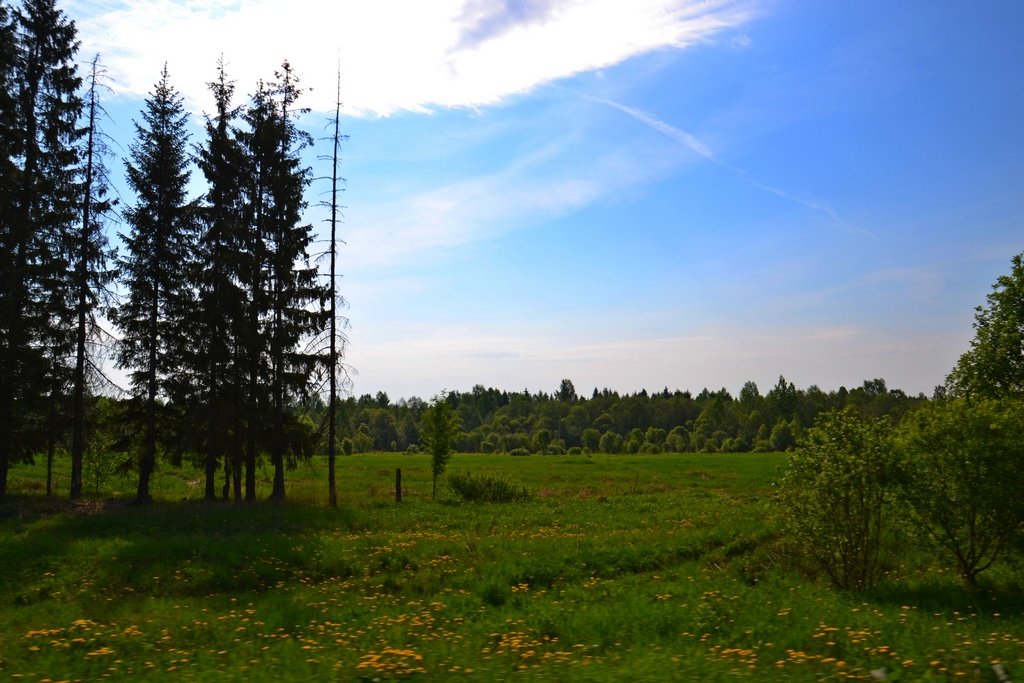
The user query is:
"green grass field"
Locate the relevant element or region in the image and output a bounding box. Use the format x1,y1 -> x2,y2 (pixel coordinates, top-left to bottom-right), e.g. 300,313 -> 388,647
1,452 -> 1021,681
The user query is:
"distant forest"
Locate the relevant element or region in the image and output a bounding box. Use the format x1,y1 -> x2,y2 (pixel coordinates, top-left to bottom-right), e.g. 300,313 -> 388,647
318,377 -> 929,456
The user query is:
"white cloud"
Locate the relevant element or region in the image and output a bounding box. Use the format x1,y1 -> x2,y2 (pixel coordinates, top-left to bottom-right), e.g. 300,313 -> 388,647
68,0 -> 754,116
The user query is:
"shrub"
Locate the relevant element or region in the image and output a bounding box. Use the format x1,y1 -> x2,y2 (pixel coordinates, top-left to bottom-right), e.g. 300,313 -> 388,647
532,429 -> 551,453
508,448 -> 530,457
898,398 -> 1024,587
567,446 -> 583,456
776,408 -> 898,590
83,443 -> 119,495
599,431 -> 624,454
447,471 -> 532,503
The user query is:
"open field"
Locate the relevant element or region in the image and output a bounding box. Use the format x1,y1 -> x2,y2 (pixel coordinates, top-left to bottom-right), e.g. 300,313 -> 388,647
1,452 -> 1022,681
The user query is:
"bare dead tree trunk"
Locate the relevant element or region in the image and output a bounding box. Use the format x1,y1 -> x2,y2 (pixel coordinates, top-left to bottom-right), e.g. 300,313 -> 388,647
327,66 -> 343,508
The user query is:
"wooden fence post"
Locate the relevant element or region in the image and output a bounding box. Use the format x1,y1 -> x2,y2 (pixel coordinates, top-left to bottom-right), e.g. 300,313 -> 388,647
395,468 -> 402,503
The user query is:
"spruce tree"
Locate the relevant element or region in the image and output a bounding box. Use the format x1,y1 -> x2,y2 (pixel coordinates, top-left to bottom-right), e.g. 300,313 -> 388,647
114,65 -> 197,504
237,80 -> 274,502
0,1 -> 15,499
194,57 -> 248,501
265,62 -> 327,502
238,63 -> 327,502
0,0 -> 82,499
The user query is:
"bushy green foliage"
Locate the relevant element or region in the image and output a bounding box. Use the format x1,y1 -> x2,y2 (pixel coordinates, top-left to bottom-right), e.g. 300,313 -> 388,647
421,394 -> 460,499
898,398 -> 1024,587
777,408 -> 898,590
769,418 -> 797,452
446,470 -> 532,503
599,430 -> 624,454
83,438 -> 120,496
946,252 -> 1024,399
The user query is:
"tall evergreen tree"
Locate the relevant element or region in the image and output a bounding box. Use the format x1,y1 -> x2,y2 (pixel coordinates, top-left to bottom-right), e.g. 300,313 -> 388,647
193,57 -> 248,501
0,0 -> 15,500
237,62 -> 327,502
0,0 -> 81,499
264,62 -> 327,502
68,54 -> 116,500
237,80 -> 274,502
114,65 -> 196,504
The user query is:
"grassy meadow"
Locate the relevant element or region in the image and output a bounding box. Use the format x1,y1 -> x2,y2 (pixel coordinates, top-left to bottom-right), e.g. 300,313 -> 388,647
1,452 -> 1022,681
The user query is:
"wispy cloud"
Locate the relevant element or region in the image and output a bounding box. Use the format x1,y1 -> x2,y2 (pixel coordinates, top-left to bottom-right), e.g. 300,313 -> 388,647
598,99 -> 714,159
69,0 -> 755,116
599,98 -> 861,228
340,127 -> 672,268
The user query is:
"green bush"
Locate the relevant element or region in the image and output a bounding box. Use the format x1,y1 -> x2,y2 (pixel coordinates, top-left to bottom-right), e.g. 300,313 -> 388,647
508,448 -> 530,457
776,408 -> 898,590
599,431 -> 623,454
446,471 -> 532,503
422,394 -> 460,499
898,398 -> 1024,587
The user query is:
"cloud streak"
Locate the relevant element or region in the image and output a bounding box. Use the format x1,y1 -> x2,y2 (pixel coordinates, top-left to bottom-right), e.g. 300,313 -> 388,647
68,0 -> 754,116
600,98 -> 854,226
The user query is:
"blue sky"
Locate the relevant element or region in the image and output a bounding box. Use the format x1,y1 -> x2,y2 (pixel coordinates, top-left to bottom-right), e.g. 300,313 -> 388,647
68,0 -> 1023,400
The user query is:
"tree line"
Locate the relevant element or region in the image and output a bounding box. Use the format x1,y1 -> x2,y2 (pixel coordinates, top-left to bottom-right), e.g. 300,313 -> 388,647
324,376 -> 929,456
0,0 -> 347,504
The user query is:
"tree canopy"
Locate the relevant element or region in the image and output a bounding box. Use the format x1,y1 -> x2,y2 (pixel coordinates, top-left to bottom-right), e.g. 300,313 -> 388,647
946,252 -> 1024,399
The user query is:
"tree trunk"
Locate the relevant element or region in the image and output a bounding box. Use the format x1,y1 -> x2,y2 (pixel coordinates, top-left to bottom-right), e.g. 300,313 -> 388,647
46,445 -> 53,497
70,74 -> 97,501
233,439 -> 243,502
204,436 -> 217,501
204,369 -> 218,501
270,304 -> 285,502
137,289 -> 158,504
327,68 -> 341,508
245,373 -> 257,502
